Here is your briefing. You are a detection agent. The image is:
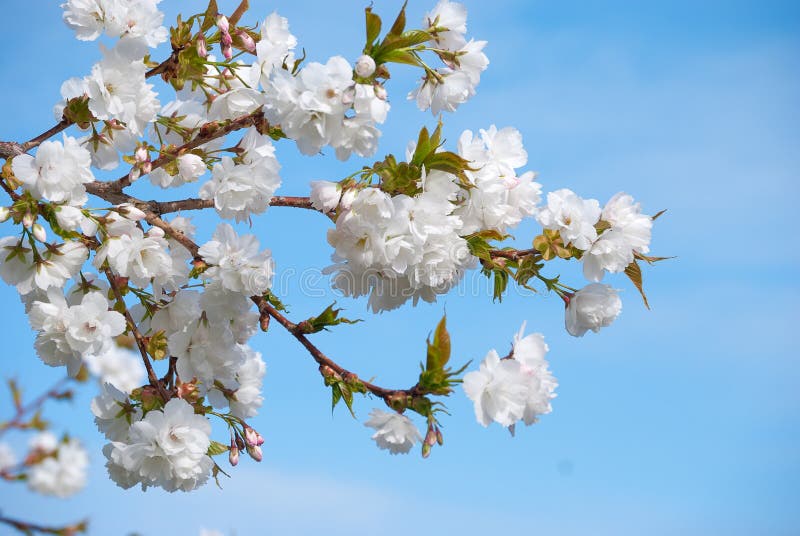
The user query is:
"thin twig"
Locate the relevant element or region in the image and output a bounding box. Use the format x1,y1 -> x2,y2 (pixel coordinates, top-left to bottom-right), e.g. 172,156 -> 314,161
0,377 -> 70,437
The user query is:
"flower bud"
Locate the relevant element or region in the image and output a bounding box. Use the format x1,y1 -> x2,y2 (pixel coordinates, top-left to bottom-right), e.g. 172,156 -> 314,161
117,204 -> 147,221
141,161 -> 152,175
424,427 -> 437,447
196,35 -> 208,58
31,223 -> 47,242
128,168 -> 141,182
221,31 -> 233,47
243,426 -> 259,446
216,14 -> 230,33
22,212 -> 34,228
222,43 -> 233,60
0,207 -> 9,222
436,427 -> 443,446
237,30 -> 256,53
146,226 -> 165,239
421,441 -> 431,458
355,54 -> 376,78
134,145 -> 149,163
229,444 -> 239,467
246,444 -> 263,462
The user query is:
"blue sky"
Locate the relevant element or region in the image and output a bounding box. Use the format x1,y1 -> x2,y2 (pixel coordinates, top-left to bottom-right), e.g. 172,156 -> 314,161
0,0 -> 798,534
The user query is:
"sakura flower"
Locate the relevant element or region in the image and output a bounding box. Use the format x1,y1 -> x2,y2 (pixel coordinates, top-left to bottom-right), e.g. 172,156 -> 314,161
537,189 -> 601,251
198,223 -> 275,296
104,398 -> 214,492
462,350 -> 529,427
92,383 -> 141,441
364,409 -> 422,455
11,135 -> 95,205
565,283 -> 622,337
199,155 -> 281,223
27,436 -> 89,498
84,345 -> 146,393
309,180 -> 341,212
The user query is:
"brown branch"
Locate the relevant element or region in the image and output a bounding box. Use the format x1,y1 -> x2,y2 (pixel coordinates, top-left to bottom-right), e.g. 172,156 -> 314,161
149,195 -> 316,215
0,515 -> 87,535
88,110 -> 266,194
103,267 -> 169,401
251,296 -> 420,404
0,377 -> 70,437
488,248 -> 539,260
20,118 -> 73,153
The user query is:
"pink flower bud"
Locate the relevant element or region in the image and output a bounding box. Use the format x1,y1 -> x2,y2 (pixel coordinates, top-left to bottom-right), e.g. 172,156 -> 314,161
425,427 -> 437,447
246,444 -> 263,462
141,161 -> 152,175
196,35 -> 208,58
31,223 -> 47,242
243,426 -> 259,446
229,445 -> 239,466
134,146 -> 149,163
22,212 -> 34,228
237,30 -> 256,53
221,32 -> 233,47
128,168 -> 141,182
222,43 -> 233,60
216,15 -> 230,33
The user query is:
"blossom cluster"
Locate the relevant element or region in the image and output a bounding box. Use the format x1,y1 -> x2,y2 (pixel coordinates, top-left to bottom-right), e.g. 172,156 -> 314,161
0,0 -> 663,501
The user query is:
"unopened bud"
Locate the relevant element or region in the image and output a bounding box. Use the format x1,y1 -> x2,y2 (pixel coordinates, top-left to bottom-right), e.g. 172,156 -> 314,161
374,84 -> 388,101
436,427 -> 443,446
237,30 -> 256,53
222,43 -> 233,60
22,212 -> 34,228
235,436 -> 245,451
146,226 -> 165,239
0,207 -> 9,222
31,223 -> 47,242
421,441 -> 431,458
246,444 -> 263,462
221,31 -> 233,47
216,14 -> 230,33
243,426 -> 259,446
141,161 -> 152,175
196,35 -> 208,58
425,427 -> 437,447
134,145 -> 149,163
355,54 -> 376,78
117,204 -> 147,221
229,443 -> 239,466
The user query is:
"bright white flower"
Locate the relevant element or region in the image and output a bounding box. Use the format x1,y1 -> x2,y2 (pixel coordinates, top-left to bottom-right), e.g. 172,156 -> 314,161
309,180 -> 341,212
62,291 -> 126,356
54,205 -> 98,236
83,39 -> 159,135
27,436 -> 89,498
0,237 -> 89,296
199,283 -> 259,344
61,0 -> 113,41
199,154 -> 281,223
582,193 -> 653,281
177,154 -> 206,183
364,409 -> 422,455
208,87 -> 264,121
456,126 -> 541,234
410,69 -> 475,115
62,0 -> 167,47
511,323 -> 557,426
198,223 -> 275,296
11,135 -> 95,204
92,383 -> 141,441
252,12 -> 297,86
94,227 -> 173,288
226,346 -> 266,419
454,39 -> 489,84
462,350 -> 529,427
537,189 -> 601,251
0,442 -> 16,471
169,320 -> 245,388
104,398 -> 213,492
84,345 -> 145,393
565,283 -> 622,337
425,0 -> 468,49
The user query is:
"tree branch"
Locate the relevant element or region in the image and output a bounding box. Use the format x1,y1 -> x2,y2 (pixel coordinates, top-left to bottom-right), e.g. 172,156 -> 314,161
0,377 -> 71,438
103,267 -> 170,401
0,514 -> 87,535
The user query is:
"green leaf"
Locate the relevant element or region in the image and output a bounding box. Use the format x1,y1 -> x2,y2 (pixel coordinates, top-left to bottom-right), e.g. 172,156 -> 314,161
302,303 -> 361,334
388,1 -> 408,36
624,259 -> 650,309
207,440 -> 229,456
365,7 -> 382,48
426,315 -> 451,371
200,0 -> 219,33
146,330 -> 168,361
492,269 -> 509,302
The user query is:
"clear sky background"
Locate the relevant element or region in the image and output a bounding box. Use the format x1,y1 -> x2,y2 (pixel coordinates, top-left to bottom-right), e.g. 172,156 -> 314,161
0,1 -> 798,534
